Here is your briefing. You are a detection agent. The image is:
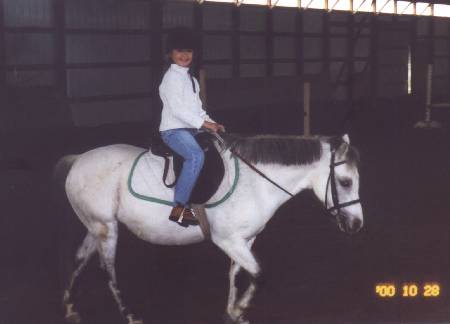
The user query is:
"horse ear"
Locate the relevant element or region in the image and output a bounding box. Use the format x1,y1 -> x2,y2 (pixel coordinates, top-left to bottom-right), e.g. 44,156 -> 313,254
342,134 -> 350,145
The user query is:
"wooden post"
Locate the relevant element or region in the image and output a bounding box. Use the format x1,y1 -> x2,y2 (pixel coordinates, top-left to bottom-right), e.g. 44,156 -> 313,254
54,0 -> 68,100
0,0 -> 5,132
415,63 -> 441,128
266,5 -> 273,77
199,68 -> 207,107
370,4 -> 378,102
150,0 -> 163,135
232,3 -> 240,77
0,0 -> 5,91
425,63 -> 432,123
303,82 -> 311,136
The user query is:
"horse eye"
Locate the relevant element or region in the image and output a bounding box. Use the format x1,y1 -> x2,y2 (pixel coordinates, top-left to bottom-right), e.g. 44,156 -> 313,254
339,179 -> 352,188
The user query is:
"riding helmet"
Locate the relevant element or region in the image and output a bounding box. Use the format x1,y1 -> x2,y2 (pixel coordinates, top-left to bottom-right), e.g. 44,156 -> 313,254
165,26 -> 199,53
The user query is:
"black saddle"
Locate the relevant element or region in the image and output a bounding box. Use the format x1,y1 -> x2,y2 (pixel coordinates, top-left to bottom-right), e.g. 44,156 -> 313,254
150,132 -> 225,205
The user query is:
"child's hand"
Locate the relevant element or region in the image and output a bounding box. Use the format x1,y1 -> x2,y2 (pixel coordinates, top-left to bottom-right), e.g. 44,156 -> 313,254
202,121 -> 225,133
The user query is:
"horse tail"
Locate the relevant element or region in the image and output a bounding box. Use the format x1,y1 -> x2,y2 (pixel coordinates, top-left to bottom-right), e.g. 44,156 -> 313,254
53,154 -> 78,189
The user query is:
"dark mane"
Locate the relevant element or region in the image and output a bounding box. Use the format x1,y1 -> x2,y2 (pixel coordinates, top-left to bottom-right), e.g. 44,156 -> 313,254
222,134 -> 323,166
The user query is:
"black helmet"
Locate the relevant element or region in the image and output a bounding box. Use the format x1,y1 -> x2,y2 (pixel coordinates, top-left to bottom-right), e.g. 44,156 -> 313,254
165,26 -> 198,53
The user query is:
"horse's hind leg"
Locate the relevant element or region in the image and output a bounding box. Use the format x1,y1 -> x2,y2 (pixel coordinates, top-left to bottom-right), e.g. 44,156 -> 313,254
63,233 -> 97,323
98,221 -> 143,324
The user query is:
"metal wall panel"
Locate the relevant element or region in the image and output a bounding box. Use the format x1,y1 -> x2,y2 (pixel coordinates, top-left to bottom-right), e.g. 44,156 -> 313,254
240,36 -> 266,59
273,7 -> 296,33
434,39 -> 448,56
66,35 -> 150,64
67,67 -> 151,98
203,64 -> 232,79
378,49 -> 408,65
330,61 -> 347,82
330,37 -> 347,58
354,60 -> 368,73
5,33 -> 54,65
203,35 -> 232,60
330,26 -> 348,34
378,14 -> 393,22
353,71 -> 371,98
240,5 -> 266,31
354,13 -> 370,24
433,78 -> 449,100
4,0 -> 53,27
378,67 -> 407,90
434,59 -> 448,77
303,10 -> 323,33
434,18 -> 449,36
6,70 -> 55,86
329,11 -> 350,22
378,72 -> 407,97
273,36 -> 296,59
304,62 -> 322,74
379,29 -> 410,47
240,64 -> 266,77
303,37 -> 322,59
71,98 -> 152,126
273,62 -> 296,76
163,2 -> 194,28
65,0 -> 150,30
202,4 -> 233,30
332,84 -> 347,100
417,17 -> 431,36
355,38 -> 370,57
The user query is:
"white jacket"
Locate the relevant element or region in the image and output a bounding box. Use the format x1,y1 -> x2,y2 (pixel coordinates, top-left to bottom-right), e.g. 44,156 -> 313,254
159,64 -> 214,131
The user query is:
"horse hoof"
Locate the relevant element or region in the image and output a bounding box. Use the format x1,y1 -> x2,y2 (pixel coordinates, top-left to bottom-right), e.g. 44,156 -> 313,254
127,314 -> 144,324
223,313 -> 237,324
223,312 -> 250,324
65,311 -> 81,324
129,320 -> 144,324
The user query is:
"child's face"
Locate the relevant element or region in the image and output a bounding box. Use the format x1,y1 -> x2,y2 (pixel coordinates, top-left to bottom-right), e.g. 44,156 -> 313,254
169,49 -> 193,68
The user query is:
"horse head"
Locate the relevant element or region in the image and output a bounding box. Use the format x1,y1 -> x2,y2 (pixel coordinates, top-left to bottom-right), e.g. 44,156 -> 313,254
311,134 -> 363,235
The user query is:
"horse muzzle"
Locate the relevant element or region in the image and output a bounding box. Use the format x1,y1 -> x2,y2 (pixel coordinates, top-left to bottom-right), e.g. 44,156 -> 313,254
337,213 -> 363,235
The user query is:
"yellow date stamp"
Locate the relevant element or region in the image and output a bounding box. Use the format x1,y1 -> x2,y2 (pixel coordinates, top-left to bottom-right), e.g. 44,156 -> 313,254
375,283 -> 441,298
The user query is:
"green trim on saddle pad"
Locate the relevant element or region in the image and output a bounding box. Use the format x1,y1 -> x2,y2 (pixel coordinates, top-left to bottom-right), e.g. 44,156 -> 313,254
127,150 -> 240,208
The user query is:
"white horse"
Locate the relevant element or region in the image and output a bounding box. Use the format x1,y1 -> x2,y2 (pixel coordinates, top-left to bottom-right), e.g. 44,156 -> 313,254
56,133 -> 363,324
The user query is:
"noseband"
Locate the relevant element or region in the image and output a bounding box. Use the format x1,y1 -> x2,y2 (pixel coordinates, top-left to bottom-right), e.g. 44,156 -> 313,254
325,150 -> 361,216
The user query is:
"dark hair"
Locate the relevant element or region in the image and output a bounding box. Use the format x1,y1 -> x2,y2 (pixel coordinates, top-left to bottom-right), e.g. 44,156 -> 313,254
166,26 -> 198,54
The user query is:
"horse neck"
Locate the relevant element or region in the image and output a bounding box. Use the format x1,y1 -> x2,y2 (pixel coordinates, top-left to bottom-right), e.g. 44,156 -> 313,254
225,147 -> 327,213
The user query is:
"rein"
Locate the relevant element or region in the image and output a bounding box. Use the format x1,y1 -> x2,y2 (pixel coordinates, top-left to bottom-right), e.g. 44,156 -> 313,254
230,148 -> 295,197
212,132 -> 294,197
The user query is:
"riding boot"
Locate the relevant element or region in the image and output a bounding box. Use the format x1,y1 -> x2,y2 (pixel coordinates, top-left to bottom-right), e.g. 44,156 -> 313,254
169,204 -> 199,226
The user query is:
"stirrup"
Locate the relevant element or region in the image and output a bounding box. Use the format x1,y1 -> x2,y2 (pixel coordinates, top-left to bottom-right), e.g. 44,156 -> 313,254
169,206 -> 198,227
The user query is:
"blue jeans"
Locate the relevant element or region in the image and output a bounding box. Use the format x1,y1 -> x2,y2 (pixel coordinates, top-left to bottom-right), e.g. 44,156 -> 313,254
160,128 -> 205,206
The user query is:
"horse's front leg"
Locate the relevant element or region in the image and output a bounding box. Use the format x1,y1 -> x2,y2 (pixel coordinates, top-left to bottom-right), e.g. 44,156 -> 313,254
219,238 -> 258,324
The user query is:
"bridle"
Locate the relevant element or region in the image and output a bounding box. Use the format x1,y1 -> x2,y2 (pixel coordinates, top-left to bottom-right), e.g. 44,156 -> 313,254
325,149 -> 361,216
212,132 -> 360,216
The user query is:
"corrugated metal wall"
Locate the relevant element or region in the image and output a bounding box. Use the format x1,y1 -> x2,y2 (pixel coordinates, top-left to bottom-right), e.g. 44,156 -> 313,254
1,0 -> 450,129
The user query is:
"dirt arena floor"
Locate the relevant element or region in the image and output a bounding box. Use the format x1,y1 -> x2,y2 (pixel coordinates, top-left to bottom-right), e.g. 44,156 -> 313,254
1,98 -> 449,324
